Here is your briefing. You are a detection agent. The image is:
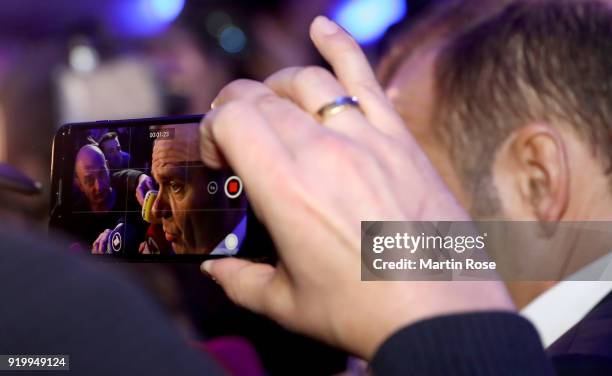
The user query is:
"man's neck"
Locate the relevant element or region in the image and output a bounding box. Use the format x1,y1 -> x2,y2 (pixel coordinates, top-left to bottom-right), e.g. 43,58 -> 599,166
510,207 -> 612,308
507,281 -> 557,309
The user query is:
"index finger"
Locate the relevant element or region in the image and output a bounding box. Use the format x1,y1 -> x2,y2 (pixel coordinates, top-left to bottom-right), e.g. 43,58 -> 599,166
200,100 -> 294,228
202,79 -> 324,167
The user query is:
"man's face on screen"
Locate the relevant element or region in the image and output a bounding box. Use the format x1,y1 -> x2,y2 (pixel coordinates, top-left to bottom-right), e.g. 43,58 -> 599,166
100,137 -> 123,170
152,162 -> 209,253
75,145 -> 112,209
150,125 -> 234,254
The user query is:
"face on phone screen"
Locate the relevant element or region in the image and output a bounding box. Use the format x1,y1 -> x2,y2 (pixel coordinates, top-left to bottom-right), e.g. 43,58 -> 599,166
50,118 -> 248,260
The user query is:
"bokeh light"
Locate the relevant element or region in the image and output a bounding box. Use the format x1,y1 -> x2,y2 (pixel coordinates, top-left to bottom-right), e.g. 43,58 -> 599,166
112,0 -> 185,37
218,25 -> 246,54
332,0 -> 407,44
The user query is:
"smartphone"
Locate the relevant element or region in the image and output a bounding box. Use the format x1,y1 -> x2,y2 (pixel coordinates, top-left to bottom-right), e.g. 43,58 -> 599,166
49,115 -> 274,262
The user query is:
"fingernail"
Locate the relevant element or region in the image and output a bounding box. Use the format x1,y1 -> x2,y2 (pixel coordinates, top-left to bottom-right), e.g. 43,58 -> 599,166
201,260 -> 214,275
313,15 -> 339,36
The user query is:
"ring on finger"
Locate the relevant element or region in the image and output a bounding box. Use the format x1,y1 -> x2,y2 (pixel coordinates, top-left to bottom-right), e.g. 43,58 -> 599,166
315,96 -> 362,123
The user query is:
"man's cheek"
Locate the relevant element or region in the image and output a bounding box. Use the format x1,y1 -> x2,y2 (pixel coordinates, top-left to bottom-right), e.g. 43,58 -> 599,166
181,191 -> 201,245
170,196 -> 187,231
171,242 -> 185,254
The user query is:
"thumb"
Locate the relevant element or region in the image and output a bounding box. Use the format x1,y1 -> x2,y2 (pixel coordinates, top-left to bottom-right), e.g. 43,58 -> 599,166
201,258 -> 277,314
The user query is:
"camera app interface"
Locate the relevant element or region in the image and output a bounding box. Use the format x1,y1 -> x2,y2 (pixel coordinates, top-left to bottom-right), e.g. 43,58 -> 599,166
53,122 -> 247,257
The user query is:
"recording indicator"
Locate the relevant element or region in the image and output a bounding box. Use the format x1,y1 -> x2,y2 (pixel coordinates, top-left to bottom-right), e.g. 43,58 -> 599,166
224,176 -> 243,199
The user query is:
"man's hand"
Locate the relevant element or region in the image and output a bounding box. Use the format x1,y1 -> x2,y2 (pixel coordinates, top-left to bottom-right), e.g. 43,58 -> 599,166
92,229 -> 112,254
136,174 -> 155,206
199,16 -> 514,360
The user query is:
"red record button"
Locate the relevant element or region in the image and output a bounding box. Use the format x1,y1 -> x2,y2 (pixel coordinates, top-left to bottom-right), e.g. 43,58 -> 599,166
224,176 -> 243,199
228,181 -> 239,194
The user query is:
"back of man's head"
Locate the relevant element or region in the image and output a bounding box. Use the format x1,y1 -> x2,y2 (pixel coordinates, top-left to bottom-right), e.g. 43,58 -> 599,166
98,132 -> 119,147
377,0 -> 513,86
433,0 -> 612,209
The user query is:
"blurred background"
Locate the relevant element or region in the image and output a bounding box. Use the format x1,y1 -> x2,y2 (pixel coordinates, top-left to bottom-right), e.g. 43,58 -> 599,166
0,0 -> 439,226
0,1 -> 434,374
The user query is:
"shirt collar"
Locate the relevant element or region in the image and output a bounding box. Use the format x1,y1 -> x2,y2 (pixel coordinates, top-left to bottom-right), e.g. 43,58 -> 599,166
521,253 -> 612,347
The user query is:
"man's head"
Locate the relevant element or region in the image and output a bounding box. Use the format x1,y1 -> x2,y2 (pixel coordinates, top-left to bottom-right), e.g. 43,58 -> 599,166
151,124 -> 243,254
74,144 -> 112,210
382,0 -> 512,216
98,132 -> 123,170
378,0 -> 512,88
384,0 -> 612,221
381,0 -> 612,306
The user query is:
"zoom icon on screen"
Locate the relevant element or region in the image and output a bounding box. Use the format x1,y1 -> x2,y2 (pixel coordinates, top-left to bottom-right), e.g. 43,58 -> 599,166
207,181 -> 219,195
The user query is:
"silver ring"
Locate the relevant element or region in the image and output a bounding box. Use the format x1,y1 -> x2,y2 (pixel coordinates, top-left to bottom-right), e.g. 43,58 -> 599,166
316,96 -> 362,122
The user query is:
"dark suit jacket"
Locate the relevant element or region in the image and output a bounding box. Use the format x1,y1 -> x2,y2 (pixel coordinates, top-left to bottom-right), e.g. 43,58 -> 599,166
0,228 -> 224,376
371,312 -> 555,375
548,291 -> 612,375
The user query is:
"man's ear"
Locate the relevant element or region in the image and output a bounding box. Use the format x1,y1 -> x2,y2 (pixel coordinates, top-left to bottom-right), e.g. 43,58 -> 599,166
509,123 -> 569,221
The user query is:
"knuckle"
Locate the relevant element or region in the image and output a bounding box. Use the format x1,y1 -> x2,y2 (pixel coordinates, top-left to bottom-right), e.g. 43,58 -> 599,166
212,100 -> 256,138
255,96 -> 297,123
293,66 -> 333,91
218,79 -> 259,98
254,93 -> 282,109
352,79 -> 385,102
264,66 -> 301,85
214,79 -> 265,108
217,99 -> 253,119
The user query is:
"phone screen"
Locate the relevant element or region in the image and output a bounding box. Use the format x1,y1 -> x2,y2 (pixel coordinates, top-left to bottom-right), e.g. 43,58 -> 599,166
49,116 -> 264,261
